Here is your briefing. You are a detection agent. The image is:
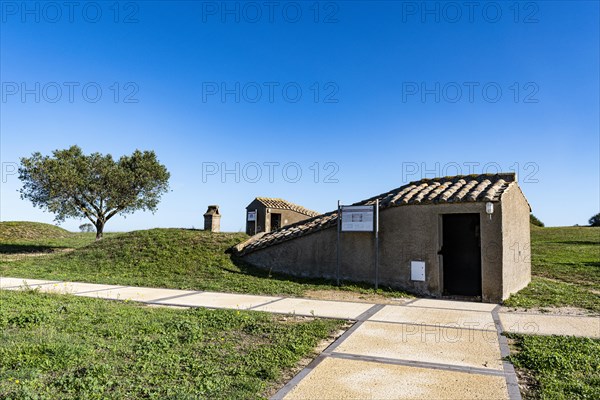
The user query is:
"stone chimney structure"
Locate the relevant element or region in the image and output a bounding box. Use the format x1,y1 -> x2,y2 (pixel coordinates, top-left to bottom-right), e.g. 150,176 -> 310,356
203,205 -> 221,232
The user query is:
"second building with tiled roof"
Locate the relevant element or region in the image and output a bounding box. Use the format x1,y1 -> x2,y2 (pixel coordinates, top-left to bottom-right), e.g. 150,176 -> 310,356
245,197 -> 320,235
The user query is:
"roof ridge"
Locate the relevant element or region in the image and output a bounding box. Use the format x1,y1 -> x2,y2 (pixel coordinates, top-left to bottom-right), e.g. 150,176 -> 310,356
409,172 -> 516,186
251,197 -> 320,217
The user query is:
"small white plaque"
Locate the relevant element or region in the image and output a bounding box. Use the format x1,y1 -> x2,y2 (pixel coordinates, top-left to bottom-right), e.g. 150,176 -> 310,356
247,211 -> 257,221
411,261 -> 426,281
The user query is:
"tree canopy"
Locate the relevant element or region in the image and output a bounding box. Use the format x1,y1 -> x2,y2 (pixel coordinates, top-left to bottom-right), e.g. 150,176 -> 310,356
19,146 -> 170,239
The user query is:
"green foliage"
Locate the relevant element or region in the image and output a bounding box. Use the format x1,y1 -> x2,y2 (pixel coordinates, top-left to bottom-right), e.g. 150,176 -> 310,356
505,227 -> 600,313
0,290 -> 343,399
18,146 -> 170,238
508,334 -> 600,399
530,214 -> 545,227
589,213 -> 600,227
79,223 -> 94,233
0,227 -> 410,298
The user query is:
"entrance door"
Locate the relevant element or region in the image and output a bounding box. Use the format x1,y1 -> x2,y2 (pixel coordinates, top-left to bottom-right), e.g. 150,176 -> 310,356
441,214 -> 482,297
270,213 -> 281,231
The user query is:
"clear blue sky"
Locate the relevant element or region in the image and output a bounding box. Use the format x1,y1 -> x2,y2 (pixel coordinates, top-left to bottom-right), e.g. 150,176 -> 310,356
1,1 -> 598,231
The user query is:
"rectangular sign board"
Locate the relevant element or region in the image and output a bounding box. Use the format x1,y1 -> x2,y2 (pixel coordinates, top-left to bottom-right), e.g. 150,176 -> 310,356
341,205 -> 374,232
247,211 -> 257,221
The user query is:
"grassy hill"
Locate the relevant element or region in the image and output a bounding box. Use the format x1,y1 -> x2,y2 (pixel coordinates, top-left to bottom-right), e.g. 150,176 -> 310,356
0,226 -> 400,297
0,221 -> 72,241
0,221 -> 114,255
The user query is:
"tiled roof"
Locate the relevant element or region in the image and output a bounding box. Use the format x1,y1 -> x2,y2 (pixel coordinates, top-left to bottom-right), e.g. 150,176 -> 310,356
235,173 -> 516,255
251,197 -> 321,217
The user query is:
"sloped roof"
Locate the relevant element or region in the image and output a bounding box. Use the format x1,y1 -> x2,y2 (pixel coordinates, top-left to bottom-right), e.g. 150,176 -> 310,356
249,197 -> 320,217
234,173 -> 518,256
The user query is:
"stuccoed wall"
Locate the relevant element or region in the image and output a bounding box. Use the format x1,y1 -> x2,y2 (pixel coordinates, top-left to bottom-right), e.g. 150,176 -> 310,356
500,185 -> 532,299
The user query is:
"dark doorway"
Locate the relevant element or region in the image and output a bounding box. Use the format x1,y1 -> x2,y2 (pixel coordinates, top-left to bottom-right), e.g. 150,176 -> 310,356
441,213 -> 482,297
270,213 -> 281,231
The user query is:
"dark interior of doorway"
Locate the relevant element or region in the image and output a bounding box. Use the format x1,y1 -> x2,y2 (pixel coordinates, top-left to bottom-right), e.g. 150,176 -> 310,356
270,213 -> 281,231
440,213 -> 482,297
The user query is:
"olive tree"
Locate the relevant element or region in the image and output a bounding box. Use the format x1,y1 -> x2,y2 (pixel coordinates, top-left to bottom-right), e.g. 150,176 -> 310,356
19,146 -> 170,239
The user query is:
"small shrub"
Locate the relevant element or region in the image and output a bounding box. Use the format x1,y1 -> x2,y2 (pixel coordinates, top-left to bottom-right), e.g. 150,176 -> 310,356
530,214 -> 544,227
589,213 -> 600,227
78,223 -> 94,233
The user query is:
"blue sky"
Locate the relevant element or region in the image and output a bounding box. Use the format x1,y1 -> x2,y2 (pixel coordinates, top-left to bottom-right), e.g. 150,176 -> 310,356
1,0 -> 598,231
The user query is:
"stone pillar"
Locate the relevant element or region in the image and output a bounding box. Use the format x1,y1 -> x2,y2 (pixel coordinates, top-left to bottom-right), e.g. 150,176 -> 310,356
203,205 -> 221,232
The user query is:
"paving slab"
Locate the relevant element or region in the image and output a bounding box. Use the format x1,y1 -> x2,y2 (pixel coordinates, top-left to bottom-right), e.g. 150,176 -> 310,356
36,281 -> 124,294
76,286 -> 197,303
499,312 -> 600,338
371,305 -> 496,331
253,298 -> 374,319
408,299 -> 498,312
0,277 -> 59,289
153,291 -> 281,310
281,357 -> 509,400
334,321 -> 503,371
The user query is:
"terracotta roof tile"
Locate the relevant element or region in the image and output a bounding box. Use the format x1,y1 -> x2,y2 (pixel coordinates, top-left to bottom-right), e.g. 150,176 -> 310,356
235,173 -> 516,255
251,197 -> 320,217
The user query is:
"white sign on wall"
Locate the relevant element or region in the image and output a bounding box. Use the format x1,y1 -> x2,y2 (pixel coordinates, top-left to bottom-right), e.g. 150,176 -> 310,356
247,211 -> 257,221
341,206 -> 374,232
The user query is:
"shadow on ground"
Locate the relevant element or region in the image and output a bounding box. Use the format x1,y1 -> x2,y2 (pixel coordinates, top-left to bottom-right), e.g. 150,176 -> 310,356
0,244 -> 62,254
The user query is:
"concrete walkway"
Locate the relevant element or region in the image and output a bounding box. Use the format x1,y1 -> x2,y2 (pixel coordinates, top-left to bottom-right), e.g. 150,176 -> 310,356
2,277 -> 599,400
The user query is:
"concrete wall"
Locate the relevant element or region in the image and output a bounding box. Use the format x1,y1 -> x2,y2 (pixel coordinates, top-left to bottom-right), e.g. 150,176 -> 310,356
243,201 -> 512,302
277,210 -> 316,228
244,228 -> 339,279
500,185 -> 532,299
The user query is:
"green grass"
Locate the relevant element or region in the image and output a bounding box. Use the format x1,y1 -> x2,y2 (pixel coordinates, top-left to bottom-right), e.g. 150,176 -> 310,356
0,221 -> 118,255
0,289 -> 344,399
0,223 -> 409,298
508,334 -> 600,399
528,226 -> 599,291
0,221 -> 72,240
505,226 -> 600,313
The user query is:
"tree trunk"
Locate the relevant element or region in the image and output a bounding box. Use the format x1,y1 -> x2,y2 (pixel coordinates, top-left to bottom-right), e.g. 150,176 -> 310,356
95,220 -> 105,240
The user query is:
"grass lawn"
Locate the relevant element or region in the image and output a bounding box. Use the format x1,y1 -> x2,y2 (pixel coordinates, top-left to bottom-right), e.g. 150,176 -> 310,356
0,289 -> 344,399
508,333 -> 600,399
504,226 -> 600,313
